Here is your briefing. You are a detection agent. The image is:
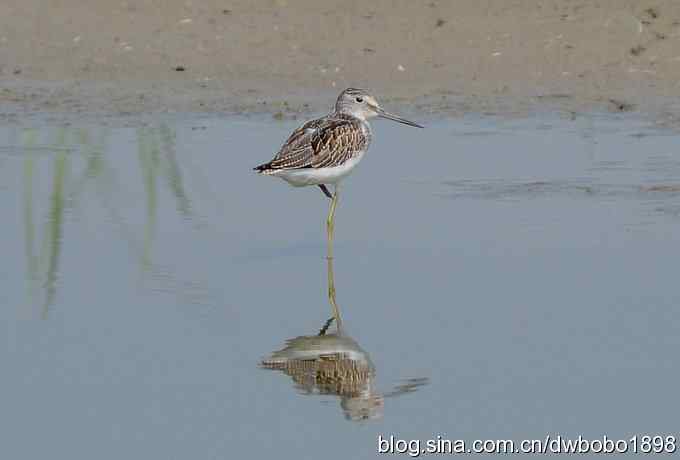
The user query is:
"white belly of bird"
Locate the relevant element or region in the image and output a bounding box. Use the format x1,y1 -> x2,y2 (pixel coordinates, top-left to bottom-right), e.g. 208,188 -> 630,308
272,150 -> 366,187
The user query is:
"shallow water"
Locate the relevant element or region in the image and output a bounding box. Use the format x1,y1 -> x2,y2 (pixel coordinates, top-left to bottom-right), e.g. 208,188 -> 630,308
1,113 -> 679,458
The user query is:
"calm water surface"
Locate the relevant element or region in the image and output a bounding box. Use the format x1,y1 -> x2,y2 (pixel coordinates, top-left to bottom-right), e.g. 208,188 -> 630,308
1,113 -> 679,458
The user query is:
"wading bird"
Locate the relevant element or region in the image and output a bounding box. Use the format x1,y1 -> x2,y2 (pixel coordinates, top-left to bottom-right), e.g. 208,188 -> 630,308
254,88 -> 423,264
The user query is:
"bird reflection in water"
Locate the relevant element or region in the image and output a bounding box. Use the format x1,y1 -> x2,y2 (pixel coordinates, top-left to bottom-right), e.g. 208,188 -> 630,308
261,258 -> 428,421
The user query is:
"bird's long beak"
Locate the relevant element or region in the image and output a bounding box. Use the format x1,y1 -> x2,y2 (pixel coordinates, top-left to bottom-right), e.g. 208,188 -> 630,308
376,107 -> 424,128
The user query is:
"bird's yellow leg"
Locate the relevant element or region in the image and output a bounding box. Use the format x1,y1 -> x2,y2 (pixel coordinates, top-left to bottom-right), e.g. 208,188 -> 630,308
325,185 -> 342,331
327,255 -> 343,333
326,185 -> 339,261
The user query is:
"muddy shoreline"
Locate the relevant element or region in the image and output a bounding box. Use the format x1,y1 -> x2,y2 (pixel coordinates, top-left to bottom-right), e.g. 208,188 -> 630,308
1,1 -> 680,121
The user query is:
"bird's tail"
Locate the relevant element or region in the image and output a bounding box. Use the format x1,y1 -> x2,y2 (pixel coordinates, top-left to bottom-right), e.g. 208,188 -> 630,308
253,162 -> 274,174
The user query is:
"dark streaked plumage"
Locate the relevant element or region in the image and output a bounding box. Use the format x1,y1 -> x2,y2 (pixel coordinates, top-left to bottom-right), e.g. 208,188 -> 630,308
254,114 -> 370,173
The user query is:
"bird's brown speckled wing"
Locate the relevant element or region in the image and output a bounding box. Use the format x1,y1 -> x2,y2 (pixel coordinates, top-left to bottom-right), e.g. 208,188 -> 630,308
254,116 -> 368,172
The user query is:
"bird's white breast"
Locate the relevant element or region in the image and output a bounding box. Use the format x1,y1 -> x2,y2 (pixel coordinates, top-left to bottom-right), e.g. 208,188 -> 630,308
272,149 -> 367,187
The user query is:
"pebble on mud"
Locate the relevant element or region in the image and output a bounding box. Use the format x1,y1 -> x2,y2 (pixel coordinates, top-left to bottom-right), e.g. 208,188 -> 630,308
644,8 -> 659,19
630,45 -> 646,56
609,99 -> 635,112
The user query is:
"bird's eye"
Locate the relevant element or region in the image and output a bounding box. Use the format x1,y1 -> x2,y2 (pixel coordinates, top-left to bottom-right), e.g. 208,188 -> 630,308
355,97 -> 364,103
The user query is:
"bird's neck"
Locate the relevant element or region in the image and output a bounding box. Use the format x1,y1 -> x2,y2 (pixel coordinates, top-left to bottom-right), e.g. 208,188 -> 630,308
334,110 -> 367,122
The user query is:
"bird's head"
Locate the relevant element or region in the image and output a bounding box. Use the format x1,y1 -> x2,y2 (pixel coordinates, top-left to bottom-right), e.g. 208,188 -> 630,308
335,88 -> 423,128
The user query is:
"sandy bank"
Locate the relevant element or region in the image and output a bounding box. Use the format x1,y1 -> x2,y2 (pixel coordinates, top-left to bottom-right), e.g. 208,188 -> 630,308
1,0 -> 680,118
